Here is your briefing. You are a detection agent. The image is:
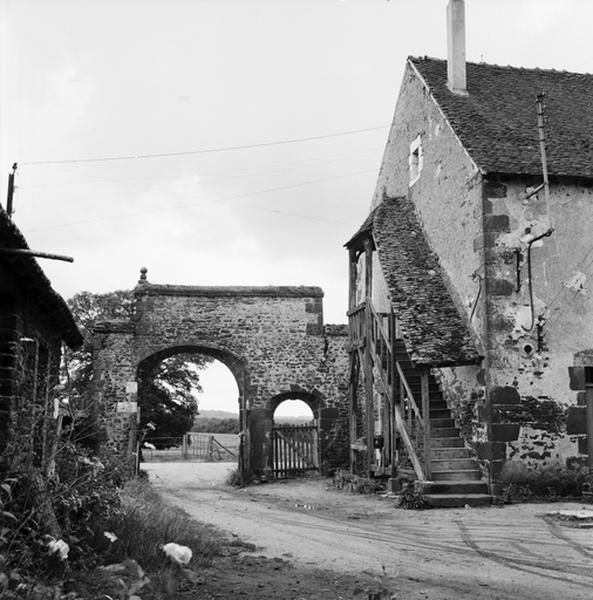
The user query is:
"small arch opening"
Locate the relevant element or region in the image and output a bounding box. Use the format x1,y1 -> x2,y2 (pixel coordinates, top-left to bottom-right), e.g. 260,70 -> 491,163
273,399 -> 315,425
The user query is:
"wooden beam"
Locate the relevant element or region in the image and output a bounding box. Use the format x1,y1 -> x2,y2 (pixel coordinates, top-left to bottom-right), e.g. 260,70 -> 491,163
587,386 -> 593,476
421,370 -> 431,479
363,238 -> 373,300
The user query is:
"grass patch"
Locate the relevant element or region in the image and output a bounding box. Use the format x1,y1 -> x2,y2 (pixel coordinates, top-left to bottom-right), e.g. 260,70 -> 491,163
331,469 -> 384,494
500,462 -> 592,503
105,478 -> 223,570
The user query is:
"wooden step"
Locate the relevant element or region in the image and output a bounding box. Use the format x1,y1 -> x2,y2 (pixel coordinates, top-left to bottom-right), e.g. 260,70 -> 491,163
431,458 -> 479,471
431,427 -> 459,438
431,447 -> 472,459
431,469 -> 482,481
430,417 -> 455,428
429,409 -> 450,419
431,437 -> 465,448
418,480 -> 488,495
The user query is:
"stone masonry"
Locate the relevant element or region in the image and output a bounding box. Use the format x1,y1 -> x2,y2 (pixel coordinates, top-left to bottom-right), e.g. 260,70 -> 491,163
91,269 -> 349,478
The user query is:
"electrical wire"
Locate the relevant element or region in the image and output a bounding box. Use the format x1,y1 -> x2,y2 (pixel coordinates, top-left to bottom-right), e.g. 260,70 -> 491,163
21,150 -> 379,209
23,168 -> 374,233
230,203 -> 354,226
20,146 -> 380,189
21,125 -> 389,166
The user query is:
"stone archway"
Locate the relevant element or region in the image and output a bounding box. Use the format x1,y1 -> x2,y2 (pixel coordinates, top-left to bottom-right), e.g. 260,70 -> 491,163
91,269 -> 349,480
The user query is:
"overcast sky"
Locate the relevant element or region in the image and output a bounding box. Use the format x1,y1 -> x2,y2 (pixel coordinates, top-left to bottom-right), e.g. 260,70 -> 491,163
1,0 -> 590,414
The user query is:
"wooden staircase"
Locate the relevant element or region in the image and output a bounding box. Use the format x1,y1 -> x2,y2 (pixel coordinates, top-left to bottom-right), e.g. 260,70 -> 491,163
396,351 -> 490,507
349,301 -> 491,508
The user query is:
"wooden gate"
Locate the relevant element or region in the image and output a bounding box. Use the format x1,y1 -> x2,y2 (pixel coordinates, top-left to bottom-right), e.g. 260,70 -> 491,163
271,424 -> 319,478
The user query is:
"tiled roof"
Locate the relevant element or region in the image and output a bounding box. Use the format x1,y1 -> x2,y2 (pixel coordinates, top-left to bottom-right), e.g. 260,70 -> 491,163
349,197 -> 481,367
410,56 -> 593,180
0,207 -> 82,349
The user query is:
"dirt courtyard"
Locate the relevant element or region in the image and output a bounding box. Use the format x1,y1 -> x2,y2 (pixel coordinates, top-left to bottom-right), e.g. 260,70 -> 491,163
145,462 -> 593,599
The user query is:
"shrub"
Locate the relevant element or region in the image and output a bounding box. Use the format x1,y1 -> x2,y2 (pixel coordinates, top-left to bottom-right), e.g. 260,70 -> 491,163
332,469 -> 380,494
500,462 -> 592,503
225,467 -> 242,488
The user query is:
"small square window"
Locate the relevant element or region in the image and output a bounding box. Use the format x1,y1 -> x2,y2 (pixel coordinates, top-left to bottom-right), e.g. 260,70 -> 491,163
409,135 -> 423,186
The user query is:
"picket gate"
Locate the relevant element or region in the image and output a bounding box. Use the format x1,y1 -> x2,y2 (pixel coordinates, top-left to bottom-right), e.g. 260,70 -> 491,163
271,424 -> 319,478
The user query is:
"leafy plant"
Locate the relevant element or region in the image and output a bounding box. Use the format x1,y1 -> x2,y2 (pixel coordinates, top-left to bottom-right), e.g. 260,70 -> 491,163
500,462 -> 592,503
332,469 -> 380,494
396,482 -> 431,510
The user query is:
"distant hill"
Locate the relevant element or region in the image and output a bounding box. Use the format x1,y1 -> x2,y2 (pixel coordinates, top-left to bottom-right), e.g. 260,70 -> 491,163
196,410 -> 239,420
273,415 -> 314,425
195,410 -> 313,425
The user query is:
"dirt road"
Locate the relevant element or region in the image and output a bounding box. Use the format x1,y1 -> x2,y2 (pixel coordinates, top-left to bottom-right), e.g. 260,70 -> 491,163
145,462 -> 593,599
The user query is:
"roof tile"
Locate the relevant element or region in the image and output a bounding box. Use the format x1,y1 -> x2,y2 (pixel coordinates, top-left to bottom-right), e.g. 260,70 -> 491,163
352,197 -> 481,367
410,57 -> 593,180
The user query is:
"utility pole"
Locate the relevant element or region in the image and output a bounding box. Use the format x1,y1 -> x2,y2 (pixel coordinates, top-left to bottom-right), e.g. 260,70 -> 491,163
6,163 -> 17,219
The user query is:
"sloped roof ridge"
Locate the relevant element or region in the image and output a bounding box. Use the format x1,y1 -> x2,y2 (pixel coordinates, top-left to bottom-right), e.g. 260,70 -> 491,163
408,55 -> 593,77
369,196 -> 480,367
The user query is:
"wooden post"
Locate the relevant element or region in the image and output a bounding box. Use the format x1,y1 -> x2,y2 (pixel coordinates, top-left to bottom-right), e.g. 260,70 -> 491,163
421,370 -> 431,479
587,386 -> 593,476
363,238 -> 374,477
348,248 -> 357,310
348,353 -> 358,473
363,239 -> 373,300
127,416 -> 137,476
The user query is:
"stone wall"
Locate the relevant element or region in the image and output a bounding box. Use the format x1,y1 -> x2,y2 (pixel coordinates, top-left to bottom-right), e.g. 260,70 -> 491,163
476,178 -> 593,481
92,281 -> 350,477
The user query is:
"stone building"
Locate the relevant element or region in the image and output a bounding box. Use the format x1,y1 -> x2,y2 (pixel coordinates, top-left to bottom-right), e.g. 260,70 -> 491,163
347,0 -> 592,502
0,206 -> 82,471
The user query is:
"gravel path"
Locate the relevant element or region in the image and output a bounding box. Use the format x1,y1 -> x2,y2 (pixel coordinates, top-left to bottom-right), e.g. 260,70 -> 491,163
145,462 -> 593,599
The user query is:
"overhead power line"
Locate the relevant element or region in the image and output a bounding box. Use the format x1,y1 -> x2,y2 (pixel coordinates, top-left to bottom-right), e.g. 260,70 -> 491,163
24,168 -> 375,233
22,125 -> 390,166
21,147 -> 379,189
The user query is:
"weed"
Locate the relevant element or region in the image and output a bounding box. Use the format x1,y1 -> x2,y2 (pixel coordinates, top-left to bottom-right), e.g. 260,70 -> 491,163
104,478 -> 222,570
397,482 -> 431,510
332,469 -> 380,494
225,467 -> 242,488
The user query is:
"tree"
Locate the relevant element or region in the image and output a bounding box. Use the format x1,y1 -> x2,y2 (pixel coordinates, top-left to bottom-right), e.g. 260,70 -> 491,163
65,290 -> 211,448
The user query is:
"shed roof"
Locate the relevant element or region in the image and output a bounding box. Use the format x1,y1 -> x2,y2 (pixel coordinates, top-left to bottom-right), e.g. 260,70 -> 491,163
410,56 -> 593,180
347,197 -> 480,367
0,208 -> 82,349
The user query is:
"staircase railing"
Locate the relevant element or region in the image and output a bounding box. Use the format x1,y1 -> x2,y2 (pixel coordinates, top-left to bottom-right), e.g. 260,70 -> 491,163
365,301 -> 431,481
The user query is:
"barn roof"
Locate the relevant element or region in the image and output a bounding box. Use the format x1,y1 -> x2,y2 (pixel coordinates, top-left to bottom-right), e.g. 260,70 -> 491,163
0,207 -> 82,349
410,56 -> 593,180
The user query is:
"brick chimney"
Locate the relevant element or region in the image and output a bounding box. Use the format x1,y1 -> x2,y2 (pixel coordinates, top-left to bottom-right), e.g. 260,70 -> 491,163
446,0 -> 468,95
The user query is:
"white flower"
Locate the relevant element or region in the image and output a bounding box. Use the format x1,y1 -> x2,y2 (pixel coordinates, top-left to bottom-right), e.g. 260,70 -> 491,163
48,538 -> 69,560
104,531 -> 118,543
162,542 -> 192,566
143,442 -> 156,450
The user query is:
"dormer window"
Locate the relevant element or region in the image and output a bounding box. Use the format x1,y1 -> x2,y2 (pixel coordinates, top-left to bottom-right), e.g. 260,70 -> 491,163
409,135 -> 423,185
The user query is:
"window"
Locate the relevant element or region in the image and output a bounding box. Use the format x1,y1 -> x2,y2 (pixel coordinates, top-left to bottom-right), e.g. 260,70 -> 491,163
409,135 -> 423,185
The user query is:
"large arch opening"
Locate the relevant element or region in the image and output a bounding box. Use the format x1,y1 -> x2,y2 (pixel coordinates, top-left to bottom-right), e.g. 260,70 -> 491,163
136,344 -> 246,467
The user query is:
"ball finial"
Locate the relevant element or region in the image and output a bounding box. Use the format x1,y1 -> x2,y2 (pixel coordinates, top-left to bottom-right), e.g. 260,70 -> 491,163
139,267 -> 148,283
